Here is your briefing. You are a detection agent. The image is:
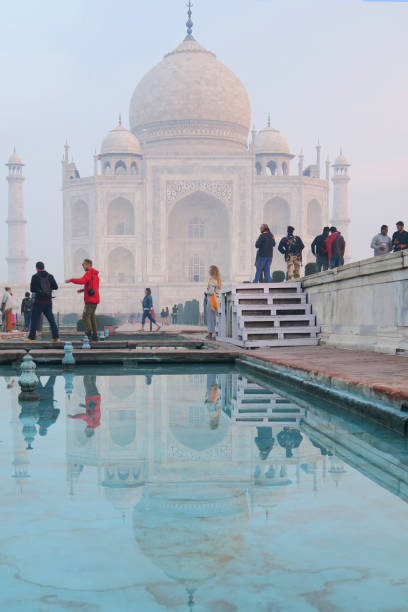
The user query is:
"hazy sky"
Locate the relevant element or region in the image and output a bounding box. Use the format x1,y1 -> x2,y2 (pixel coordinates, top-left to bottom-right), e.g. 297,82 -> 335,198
0,0 -> 407,281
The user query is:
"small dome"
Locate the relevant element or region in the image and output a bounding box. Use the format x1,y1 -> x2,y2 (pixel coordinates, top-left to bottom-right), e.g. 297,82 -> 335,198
334,151 -> 349,166
100,123 -> 141,157
7,149 -> 23,165
255,125 -> 290,156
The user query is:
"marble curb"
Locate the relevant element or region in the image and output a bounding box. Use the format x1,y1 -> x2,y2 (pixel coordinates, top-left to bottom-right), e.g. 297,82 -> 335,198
238,354 -> 408,436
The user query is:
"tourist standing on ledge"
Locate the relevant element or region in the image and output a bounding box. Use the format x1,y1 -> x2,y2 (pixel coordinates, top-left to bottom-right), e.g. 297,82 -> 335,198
139,288 -> 161,332
66,259 -> 100,342
371,225 -> 392,257
392,221 -> 408,252
205,265 -> 222,340
21,292 -> 32,331
324,227 -> 346,269
28,262 -> 60,342
253,224 -> 275,283
172,304 -> 178,325
1,286 -> 15,333
311,226 -> 330,272
278,226 -> 304,281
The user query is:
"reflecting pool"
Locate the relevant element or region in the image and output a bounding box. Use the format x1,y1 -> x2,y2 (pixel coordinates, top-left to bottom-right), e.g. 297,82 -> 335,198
1,366 -> 408,611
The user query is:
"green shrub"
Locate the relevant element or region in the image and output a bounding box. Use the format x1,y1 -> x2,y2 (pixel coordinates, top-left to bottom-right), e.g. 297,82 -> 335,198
77,315 -> 119,332
272,270 -> 285,282
304,262 -> 317,276
62,313 -> 80,325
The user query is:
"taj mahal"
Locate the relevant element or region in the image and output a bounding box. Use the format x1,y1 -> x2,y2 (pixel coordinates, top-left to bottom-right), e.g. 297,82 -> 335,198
5,6 -> 350,313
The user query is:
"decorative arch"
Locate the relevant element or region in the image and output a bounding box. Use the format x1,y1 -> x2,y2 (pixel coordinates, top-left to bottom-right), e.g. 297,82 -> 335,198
110,410 -> 137,447
264,197 -> 290,236
255,161 -> 262,176
72,200 -> 89,237
168,191 -> 230,282
266,161 -> 277,176
72,247 -> 88,275
107,197 -> 134,235
109,376 -> 135,399
307,199 -> 322,236
108,247 -> 135,283
282,162 -> 288,176
103,161 -> 111,175
130,162 -> 138,175
115,160 -> 127,175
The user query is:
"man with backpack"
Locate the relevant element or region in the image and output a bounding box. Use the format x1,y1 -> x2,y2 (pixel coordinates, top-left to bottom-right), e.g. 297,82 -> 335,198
324,226 -> 346,269
28,261 -> 60,341
66,259 -> 100,341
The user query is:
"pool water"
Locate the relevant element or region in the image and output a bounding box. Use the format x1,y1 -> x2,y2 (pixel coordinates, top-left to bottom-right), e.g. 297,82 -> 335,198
1,366 -> 408,612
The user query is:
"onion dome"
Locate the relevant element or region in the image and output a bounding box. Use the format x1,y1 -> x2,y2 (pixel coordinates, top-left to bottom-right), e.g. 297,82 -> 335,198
100,119 -> 141,157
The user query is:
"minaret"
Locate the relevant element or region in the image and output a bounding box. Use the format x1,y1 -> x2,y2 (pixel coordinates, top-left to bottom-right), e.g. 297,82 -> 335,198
5,149 -> 28,284
331,150 -> 351,261
316,140 -> 321,178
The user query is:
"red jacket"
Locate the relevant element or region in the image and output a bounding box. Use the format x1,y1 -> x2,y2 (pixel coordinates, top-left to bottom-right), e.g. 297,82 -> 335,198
324,233 -> 345,260
68,268 -> 100,304
69,395 -> 101,429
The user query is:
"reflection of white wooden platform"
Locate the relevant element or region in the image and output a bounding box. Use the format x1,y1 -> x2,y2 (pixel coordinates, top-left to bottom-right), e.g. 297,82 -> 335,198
232,378 -> 306,425
217,282 -> 319,348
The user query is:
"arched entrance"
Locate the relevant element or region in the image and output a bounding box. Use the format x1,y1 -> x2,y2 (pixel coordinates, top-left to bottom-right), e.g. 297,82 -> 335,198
167,191 -> 230,282
108,247 -> 135,283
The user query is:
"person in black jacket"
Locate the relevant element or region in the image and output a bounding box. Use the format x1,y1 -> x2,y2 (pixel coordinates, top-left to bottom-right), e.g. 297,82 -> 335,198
28,261 -> 60,342
311,226 -> 330,272
392,221 -> 408,253
254,224 -> 275,283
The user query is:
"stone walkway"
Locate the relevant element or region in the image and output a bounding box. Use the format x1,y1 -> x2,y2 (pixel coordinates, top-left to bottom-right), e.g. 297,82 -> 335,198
245,346 -> 408,405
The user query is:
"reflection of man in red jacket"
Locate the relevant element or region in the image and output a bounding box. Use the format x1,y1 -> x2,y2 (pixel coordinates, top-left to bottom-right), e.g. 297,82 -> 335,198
69,375 -> 101,438
66,258 -> 100,341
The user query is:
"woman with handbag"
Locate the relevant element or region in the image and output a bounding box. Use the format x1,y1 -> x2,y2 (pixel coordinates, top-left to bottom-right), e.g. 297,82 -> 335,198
205,265 -> 222,340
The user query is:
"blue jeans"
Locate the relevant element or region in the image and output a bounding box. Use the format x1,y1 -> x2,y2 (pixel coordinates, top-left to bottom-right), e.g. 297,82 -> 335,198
254,257 -> 272,283
142,310 -> 156,325
330,255 -> 344,269
29,302 -> 59,339
23,312 -> 31,330
316,254 -> 329,272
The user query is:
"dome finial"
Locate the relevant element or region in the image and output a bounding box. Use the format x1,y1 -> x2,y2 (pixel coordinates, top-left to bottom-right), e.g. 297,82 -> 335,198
185,0 -> 194,39
267,113 -> 271,128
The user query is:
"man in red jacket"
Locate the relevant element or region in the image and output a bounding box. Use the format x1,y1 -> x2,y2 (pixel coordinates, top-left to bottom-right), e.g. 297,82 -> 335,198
324,226 -> 346,269
66,259 -> 100,341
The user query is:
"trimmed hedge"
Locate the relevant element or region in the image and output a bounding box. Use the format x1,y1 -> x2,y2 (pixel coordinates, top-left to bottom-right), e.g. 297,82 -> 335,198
76,315 -> 119,332
272,270 -> 285,282
305,262 -> 317,276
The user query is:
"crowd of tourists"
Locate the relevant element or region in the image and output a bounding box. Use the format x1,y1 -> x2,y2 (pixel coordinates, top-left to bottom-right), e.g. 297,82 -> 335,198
253,219 -> 407,284
1,220 -> 407,340
253,224 -> 345,282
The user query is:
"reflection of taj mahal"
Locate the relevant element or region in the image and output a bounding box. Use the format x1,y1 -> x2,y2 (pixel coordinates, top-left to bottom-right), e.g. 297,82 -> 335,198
60,9 -> 350,312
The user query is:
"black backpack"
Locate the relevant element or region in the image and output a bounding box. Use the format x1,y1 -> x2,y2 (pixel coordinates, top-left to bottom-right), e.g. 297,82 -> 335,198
38,274 -> 52,299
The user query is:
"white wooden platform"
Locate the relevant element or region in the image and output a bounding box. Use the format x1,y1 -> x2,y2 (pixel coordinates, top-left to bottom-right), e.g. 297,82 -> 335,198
232,377 -> 306,426
217,282 -> 319,348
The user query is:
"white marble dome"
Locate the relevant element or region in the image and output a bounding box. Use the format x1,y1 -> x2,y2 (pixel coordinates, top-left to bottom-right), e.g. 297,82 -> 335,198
129,37 -> 251,151
100,123 -> 141,157
255,125 -> 290,156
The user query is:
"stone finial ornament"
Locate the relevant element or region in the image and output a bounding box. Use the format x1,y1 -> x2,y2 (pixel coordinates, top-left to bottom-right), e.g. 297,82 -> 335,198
18,353 -> 40,401
62,341 -> 75,366
186,0 -> 194,38
82,335 -> 91,350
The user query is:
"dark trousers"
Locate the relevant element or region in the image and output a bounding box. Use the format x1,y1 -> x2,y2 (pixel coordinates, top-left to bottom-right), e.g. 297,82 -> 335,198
23,312 -> 31,330
29,302 -> 59,339
83,303 -> 98,336
330,255 -> 344,269
315,254 -> 329,273
254,257 -> 272,283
